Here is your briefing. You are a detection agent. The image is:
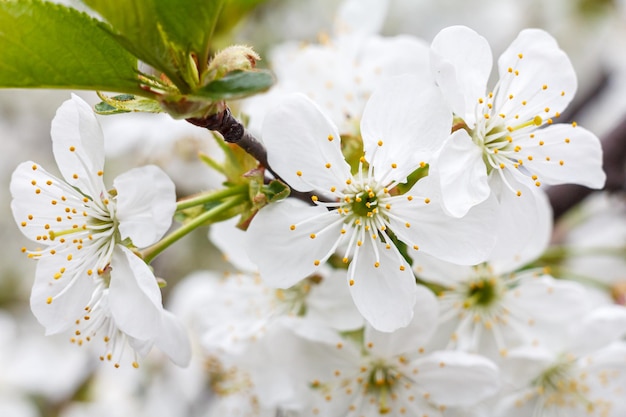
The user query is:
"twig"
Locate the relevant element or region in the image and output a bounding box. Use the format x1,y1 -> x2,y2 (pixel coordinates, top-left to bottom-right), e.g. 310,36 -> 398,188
187,108 -> 320,205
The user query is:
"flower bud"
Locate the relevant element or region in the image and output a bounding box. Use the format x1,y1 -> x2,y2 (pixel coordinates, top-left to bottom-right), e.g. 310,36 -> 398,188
204,45 -> 261,83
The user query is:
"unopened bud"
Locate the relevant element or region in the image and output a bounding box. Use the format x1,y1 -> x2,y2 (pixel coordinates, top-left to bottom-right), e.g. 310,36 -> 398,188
204,45 -> 261,83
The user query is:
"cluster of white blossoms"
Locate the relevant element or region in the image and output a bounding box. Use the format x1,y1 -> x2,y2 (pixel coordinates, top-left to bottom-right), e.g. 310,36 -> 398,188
9,19 -> 626,417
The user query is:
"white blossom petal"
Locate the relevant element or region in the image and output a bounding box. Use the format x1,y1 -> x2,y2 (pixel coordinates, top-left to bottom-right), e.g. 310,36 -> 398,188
518,124 -> 605,189
347,237 -> 417,332
262,94 -> 350,193
154,310 -> 191,367
114,165 -> 176,248
246,200 -> 344,288
434,129 -> 490,217
390,178 -> 497,265
568,306 -> 626,356
30,255 -> 95,335
413,350 -> 500,407
430,25 -> 492,124
495,29 -> 577,121
108,245 -> 163,341
51,94 -> 106,197
365,285 -> 438,357
361,74 -> 451,184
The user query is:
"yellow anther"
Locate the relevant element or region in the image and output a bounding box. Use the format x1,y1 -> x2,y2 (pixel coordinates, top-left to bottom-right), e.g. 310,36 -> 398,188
87,270 -> 93,276
514,146 -> 521,152
35,189 -> 41,194
532,175 -> 538,180
546,156 -> 551,161
327,134 -> 334,141
296,170 -> 302,176
478,98 -> 484,104
21,221 -> 27,227
559,160 -> 564,166
67,254 -> 73,261
405,222 -> 411,228
357,241 -> 363,247
32,164 -> 37,170
539,140 -> 544,146
516,190 -> 522,197
349,279 -> 354,286
399,265 -> 405,271
507,67 -> 513,73
509,94 -> 514,99
391,163 -> 397,169
514,70 -> 519,76
346,178 -> 352,185
407,196 -> 413,201
572,121 -> 577,127
527,155 -> 533,161
325,163 -> 331,169
484,114 -> 490,119
493,149 -> 499,154
343,257 -> 349,264
290,225 -> 296,230
314,260 -> 320,266
46,297 -> 53,304
535,181 -> 541,187
31,180 -> 37,185
311,195 -> 318,202
310,233 -> 316,239
499,163 -> 505,169
72,173 -> 78,179
533,116 -> 543,126
565,138 -> 570,143
374,262 -> 380,268
419,161 -> 426,168
522,100 -> 527,106
378,140 -> 383,146
542,84 -> 548,90
340,229 -> 346,234
69,146 -> 76,152
499,113 -> 506,118
97,170 -> 103,176
424,198 -> 431,204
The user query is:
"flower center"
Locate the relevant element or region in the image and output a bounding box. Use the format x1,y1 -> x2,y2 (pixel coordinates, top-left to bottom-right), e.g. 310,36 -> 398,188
464,277 -> 500,309
365,360 -> 402,414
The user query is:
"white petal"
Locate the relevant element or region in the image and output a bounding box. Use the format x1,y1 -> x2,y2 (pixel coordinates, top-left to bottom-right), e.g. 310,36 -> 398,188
114,165 -> 176,248
262,94 -> 350,193
500,345 -> 554,387
51,94 -> 106,197
361,74 -> 451,184
487,185 -> 552,270
246,200 -> 344,288
495,29 -> 577,121
30,255 -> 95,335
365,285 -> 438,357
434,129 -> 490,217
305,269 -> 364,331
154,310 -> 192,367
347,237 -> 417,332
209,217 -> 258,272
519,124 -> 605,189
390,177 -> 497,265
430,25 -> 492,124
569,306 -> 626,356
10,161 -> 78,243
333,0 -> 389,36
413,350 -> 500,407
108,245 -> 163,341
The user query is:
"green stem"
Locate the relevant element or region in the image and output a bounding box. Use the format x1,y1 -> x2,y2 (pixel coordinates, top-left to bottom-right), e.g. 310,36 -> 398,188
176,184 -> 248,211
143,196 -> 246,264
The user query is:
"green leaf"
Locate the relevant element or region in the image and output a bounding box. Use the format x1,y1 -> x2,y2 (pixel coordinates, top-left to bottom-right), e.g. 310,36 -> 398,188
194,70 -> 274,100
94,93 -> 163,115
153,0 -> 226,74
0,0 -> 142,94
80,0 -> 185,88
82,0 -> 227,90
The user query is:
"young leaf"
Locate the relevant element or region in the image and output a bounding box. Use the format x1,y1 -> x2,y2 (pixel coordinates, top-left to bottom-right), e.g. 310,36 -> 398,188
0,0 -> 143,94
194,70 -> 274,100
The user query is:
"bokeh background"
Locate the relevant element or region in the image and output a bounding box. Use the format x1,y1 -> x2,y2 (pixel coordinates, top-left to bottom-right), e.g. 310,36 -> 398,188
0,0 -> 625,416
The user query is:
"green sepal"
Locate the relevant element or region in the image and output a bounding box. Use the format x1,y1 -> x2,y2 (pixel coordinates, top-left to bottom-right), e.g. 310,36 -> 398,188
95,93 -> 163,115
194,70 -> 274,100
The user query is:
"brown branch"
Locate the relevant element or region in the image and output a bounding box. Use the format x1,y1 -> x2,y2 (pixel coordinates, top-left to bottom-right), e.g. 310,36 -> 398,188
187,108 -> 319,205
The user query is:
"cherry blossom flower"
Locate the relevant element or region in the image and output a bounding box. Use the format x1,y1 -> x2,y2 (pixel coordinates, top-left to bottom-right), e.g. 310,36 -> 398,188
299,290 -> 500,416
495,306 -> 626,417
10,95 -> 190,367
429,26 -> 605,217
246,75 -> 496,332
